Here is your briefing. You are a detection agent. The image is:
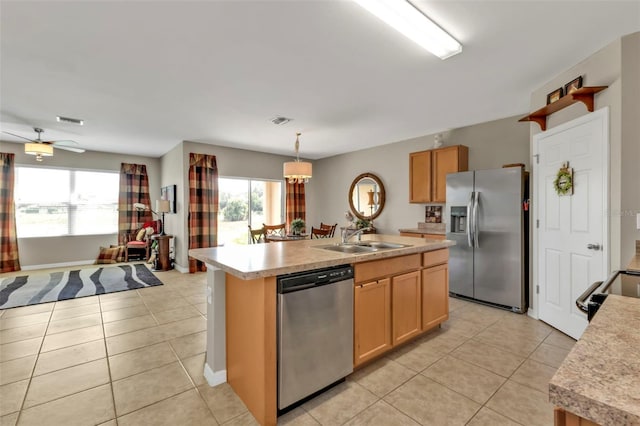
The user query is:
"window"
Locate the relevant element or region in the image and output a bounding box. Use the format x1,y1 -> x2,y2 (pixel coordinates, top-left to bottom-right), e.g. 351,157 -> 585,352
218,177 -> 284,245
15,166 -> 119,237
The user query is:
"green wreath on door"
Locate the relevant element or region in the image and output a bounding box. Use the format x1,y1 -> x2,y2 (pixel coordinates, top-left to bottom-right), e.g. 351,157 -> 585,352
553,162 -> 573,196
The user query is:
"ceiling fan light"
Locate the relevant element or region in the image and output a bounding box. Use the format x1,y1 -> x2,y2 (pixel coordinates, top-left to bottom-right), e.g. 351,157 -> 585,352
25,143 -> 53,157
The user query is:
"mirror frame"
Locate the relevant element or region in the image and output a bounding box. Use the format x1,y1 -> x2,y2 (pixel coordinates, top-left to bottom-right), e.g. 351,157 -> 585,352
348,172 -> 386,221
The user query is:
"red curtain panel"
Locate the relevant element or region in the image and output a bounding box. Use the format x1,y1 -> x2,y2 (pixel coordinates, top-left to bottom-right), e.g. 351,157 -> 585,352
0,153 -> 21,272
117,163 -> 153,245
188,153 -> 219,272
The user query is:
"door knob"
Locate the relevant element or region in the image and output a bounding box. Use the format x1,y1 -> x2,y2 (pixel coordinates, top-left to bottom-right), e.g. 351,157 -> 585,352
587,243 -> 601,251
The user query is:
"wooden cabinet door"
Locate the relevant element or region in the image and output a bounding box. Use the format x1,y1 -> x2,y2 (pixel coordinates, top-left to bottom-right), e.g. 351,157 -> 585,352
554,407 -> 599,426
409,150 -> 432,203
432,146 -> 468,203
354,278 -> 391,366
422,263 -> 449,330
391,271 -> 422,346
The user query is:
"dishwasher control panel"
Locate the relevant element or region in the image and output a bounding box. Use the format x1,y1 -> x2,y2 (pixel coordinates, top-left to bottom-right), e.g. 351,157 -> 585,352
277,265 -> 353,293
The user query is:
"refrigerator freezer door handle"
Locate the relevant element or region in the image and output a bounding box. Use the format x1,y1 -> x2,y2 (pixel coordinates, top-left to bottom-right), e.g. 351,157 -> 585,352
473,191 -> 480,248
466,192 -> 474,247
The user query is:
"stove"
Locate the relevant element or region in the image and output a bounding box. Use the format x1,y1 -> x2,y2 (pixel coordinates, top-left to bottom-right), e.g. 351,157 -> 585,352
576,270 -> 640,321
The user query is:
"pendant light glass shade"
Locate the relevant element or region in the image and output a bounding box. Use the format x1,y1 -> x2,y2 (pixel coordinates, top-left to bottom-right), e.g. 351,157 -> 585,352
283,132 -> 312,184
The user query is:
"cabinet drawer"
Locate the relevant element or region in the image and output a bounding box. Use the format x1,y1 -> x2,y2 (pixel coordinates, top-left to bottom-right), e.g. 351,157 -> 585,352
423,248 -> 449,268
355,254 -> 421,283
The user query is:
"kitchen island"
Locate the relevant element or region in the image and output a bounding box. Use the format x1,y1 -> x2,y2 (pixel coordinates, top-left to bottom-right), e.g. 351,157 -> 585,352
190,234 -> 453,426
549,294 -> 640,425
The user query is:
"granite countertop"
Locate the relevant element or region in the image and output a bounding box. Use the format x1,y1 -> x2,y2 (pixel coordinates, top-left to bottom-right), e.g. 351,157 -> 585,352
189,234 -> 453,280
628,254 -> 640,272
549,295 -> 640,425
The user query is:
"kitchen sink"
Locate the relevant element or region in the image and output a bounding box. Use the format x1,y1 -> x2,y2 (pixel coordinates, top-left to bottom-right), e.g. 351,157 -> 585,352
356,242 -> 411,249
318,242 -> 411,254
320,244 -> 378,254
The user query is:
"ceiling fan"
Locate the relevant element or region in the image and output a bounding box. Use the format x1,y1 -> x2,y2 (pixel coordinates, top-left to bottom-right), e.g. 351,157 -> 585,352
2,127 -> 86,161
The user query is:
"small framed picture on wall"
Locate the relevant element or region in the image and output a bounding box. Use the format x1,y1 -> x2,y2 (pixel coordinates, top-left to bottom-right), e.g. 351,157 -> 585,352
161,185 -> 177,213
564,76 -> 583,96
546,87 -> 564,104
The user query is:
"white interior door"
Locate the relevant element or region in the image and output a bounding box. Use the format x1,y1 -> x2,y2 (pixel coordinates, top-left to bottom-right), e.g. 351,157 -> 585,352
534,108 -> 608,340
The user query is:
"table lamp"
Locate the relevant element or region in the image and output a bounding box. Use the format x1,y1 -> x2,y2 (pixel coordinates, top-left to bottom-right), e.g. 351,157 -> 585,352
156,200 -> 171,235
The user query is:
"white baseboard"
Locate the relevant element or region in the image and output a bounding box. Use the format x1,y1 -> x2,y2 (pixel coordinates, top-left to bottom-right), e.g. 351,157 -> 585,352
203,363 -> 227,387
21,260 -> 96,271
173,263 -> 189,273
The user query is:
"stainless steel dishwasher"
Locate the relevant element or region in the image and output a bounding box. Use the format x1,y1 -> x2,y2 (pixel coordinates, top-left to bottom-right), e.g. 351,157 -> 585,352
277,264 -> 354,411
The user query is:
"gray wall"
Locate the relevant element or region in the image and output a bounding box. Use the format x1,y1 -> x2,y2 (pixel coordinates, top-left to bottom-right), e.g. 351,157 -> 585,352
529,31 -> 640,273
306,115 -> 530,235
163,141 -> 299,269
159,143 -> 185,269
0,140 -> 161,268
2,114 -> 530,269
621,32 -> 640,267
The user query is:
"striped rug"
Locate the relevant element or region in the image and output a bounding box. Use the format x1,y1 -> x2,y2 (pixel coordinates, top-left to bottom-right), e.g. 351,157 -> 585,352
0,264 -> 163,310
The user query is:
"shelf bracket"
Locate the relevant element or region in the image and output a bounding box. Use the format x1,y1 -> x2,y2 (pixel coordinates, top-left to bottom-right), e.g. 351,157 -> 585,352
572,93 -> 596,112
524,116 -> 547,131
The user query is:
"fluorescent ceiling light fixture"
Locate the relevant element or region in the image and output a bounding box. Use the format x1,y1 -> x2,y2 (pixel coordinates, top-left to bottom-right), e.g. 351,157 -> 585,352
354,0 -> 462,59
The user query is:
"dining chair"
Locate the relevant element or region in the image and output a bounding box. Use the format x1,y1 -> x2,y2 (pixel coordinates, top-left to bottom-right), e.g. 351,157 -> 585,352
263,223 -> 286,238
248,226 -> 266,244
311,226 -> 333,239
320,222 -> 338,238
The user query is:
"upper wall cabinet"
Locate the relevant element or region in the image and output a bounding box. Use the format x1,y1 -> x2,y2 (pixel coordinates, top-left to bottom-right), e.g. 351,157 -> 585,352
409,145 -> 468,203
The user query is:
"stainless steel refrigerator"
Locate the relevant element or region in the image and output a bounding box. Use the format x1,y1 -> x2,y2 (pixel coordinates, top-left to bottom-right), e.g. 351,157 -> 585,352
445,167 -> 528,313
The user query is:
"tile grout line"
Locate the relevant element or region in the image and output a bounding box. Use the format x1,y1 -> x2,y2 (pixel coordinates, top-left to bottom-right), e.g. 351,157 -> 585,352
0,269 -> 207,422
12,303 -> 55,425
98,293 -> 119,425
462,314 -> 555,425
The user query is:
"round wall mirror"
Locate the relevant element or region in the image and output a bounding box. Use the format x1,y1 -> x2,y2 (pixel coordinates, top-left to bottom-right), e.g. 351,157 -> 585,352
348,172 -> 386,221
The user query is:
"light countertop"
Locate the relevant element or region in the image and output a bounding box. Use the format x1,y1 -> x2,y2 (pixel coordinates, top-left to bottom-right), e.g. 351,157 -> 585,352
549,295 -> 640,425
189,234 -> 453,280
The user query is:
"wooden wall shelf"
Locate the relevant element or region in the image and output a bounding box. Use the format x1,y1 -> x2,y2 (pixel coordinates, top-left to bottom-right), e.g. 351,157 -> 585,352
519,86 -> 607,131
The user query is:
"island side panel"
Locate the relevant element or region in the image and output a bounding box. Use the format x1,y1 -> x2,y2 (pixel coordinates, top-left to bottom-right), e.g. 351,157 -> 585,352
226,273 -> 277,426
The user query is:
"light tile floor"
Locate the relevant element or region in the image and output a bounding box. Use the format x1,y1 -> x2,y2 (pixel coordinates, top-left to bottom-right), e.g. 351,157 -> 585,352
0,266 -> 576,425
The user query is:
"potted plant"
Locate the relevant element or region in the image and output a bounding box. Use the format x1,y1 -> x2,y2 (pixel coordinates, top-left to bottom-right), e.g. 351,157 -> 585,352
290,218 -> 305,235
355,218 -> 371,229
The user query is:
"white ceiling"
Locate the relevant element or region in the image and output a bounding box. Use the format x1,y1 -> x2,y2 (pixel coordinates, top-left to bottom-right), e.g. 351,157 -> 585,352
1,1 -> 639,160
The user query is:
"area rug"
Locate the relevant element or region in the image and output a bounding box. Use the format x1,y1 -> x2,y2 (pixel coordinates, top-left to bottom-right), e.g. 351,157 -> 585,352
0,264 -> 163,310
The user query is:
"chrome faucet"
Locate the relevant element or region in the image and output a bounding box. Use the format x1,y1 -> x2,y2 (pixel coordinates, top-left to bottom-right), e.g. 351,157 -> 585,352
341,227 -> 371,244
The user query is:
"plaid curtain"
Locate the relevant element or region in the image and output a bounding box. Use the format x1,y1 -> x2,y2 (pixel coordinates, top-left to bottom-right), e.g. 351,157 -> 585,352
188,153 -> 218,272
0,153 -> 20,272
118,163 -> 153,245
285,182 -> 306,230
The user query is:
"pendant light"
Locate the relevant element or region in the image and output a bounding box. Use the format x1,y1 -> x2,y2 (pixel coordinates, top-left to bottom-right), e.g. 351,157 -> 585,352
283,132 -> 312,184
